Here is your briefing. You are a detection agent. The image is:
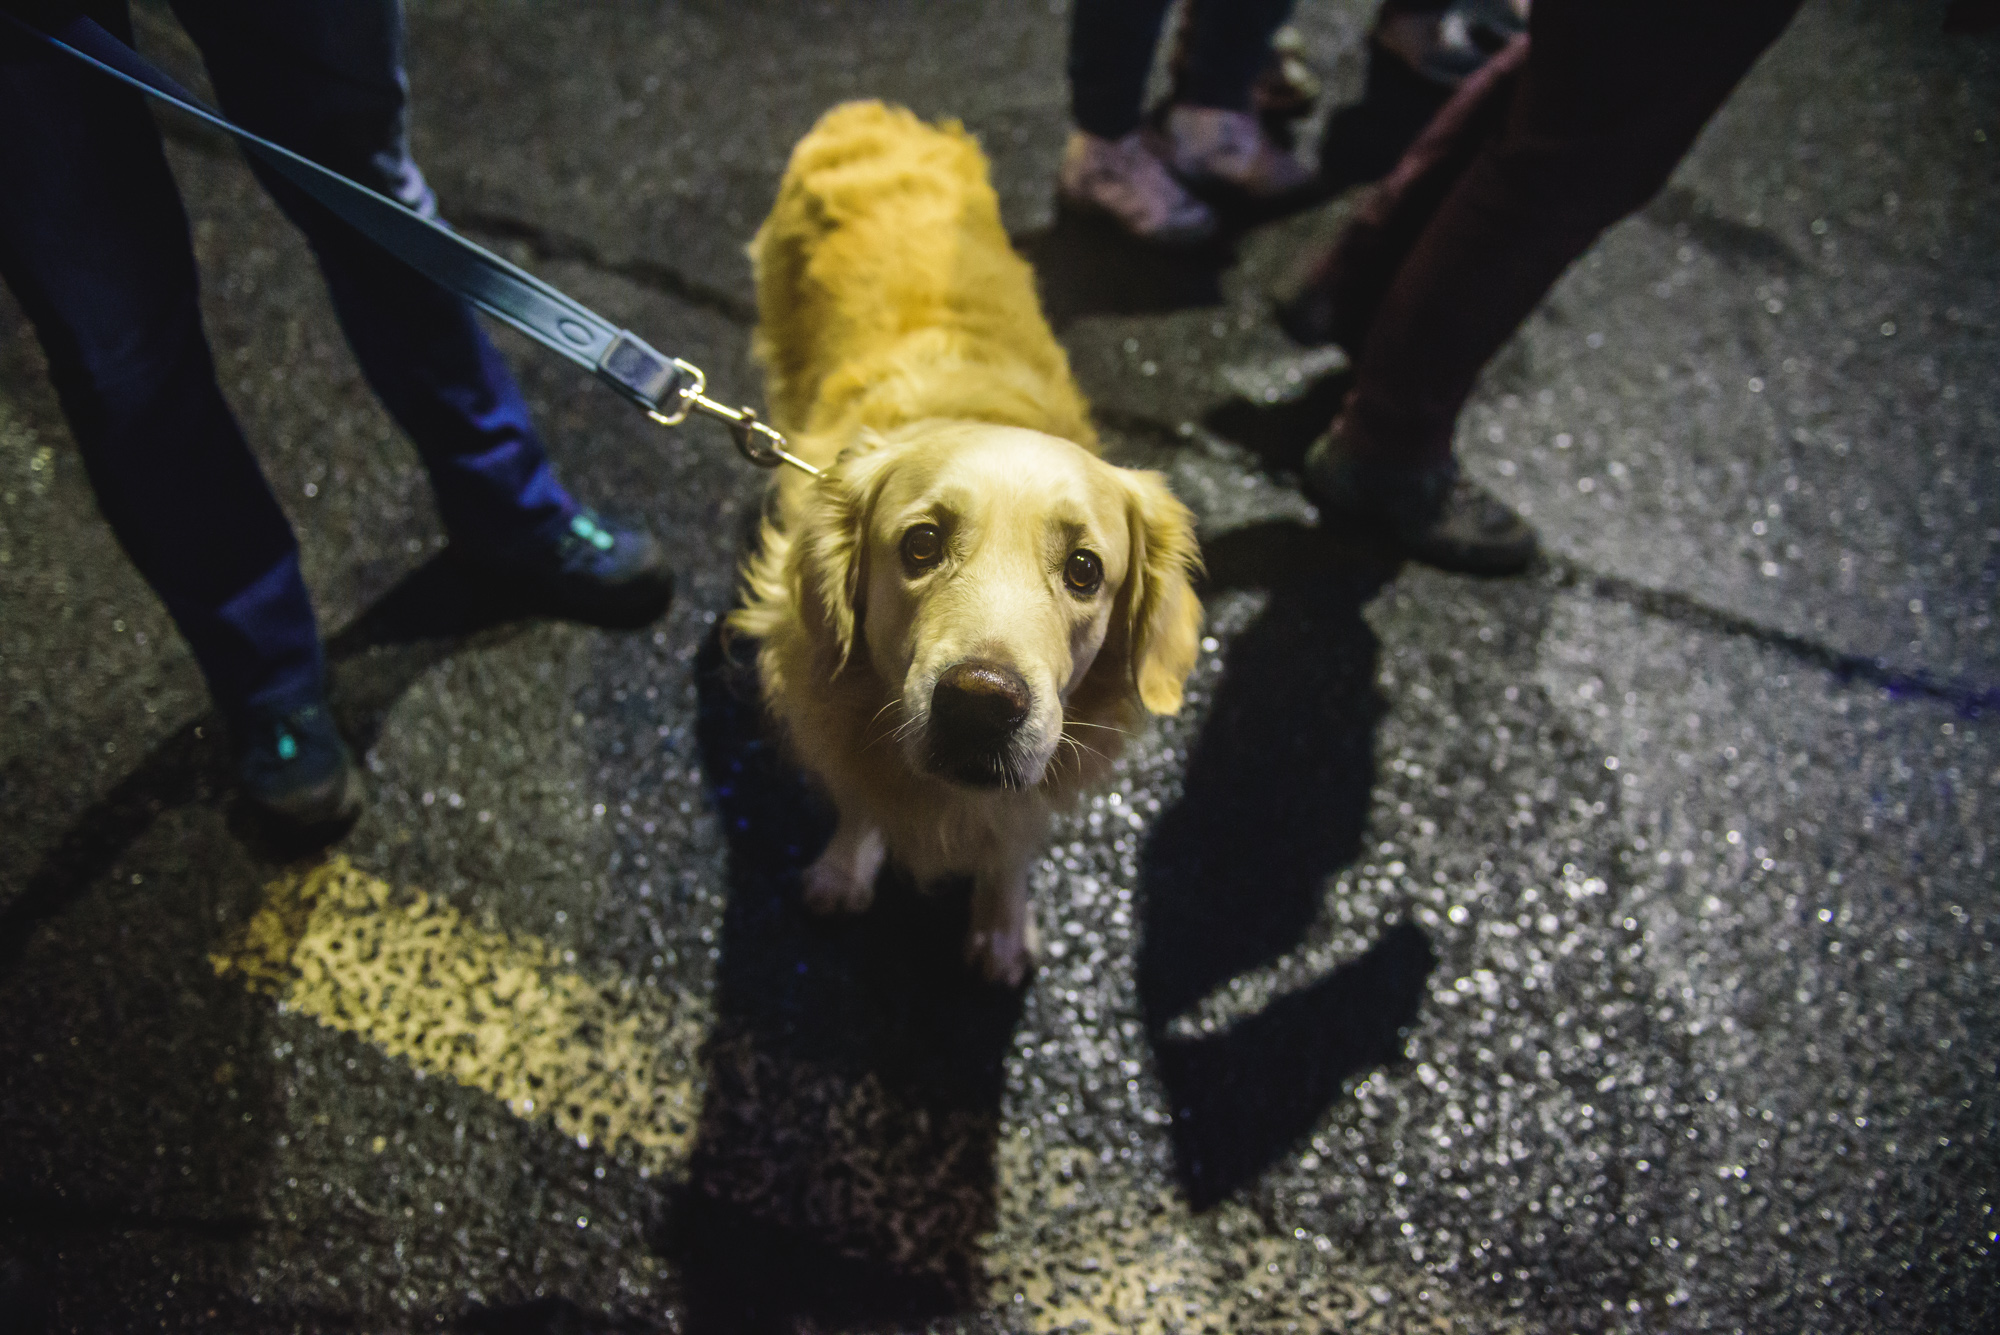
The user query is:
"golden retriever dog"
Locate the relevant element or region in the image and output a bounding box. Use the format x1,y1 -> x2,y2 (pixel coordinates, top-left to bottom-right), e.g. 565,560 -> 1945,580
729,102 -> 1202,985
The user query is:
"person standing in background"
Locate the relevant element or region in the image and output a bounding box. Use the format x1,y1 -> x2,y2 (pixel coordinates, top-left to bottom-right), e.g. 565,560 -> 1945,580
1282,0 -> 1805,574
1057,0 -> 1315,244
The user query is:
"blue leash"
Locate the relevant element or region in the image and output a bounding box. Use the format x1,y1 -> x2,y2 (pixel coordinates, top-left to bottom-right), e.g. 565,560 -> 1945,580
1,8 -> 817,475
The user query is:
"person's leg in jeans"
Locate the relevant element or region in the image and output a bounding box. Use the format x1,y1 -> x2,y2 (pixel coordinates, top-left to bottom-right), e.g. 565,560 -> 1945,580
0,10 -> 327,724
1059,0 -> 1308,241
1068,0 -> 1178,144
1061,0 -> 1215,243
1172,0 -> 1297,113
166,0 -> 563,545
1304,0 -> 1805,573
170,0 -> 671,622
1158,0 -> 1310,196
0,4 -> 358,827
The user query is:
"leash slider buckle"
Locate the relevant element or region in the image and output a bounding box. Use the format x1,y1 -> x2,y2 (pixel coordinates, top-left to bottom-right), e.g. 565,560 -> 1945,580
648,359 -> 822,478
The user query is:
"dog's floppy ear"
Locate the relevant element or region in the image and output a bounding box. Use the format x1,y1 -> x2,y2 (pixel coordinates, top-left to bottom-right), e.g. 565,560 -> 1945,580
1119,469 -> 1203,715
792,432 -> 899,673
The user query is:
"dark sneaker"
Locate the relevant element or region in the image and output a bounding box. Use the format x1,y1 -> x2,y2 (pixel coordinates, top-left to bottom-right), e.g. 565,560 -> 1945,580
458,508 -> 675,628
1303,422 -> 1537,575
236,699 -> 364,833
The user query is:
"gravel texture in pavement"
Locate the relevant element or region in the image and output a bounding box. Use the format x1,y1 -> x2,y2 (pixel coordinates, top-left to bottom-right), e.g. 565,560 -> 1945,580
1,2 -> 1994,1332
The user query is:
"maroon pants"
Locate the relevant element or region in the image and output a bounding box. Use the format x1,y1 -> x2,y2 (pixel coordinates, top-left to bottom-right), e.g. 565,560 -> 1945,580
1315,0 -> 1805,469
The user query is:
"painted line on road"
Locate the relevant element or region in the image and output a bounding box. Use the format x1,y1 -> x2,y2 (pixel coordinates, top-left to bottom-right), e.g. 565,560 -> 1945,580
213,858 -> 1485,1332
212,855 -> 707,1174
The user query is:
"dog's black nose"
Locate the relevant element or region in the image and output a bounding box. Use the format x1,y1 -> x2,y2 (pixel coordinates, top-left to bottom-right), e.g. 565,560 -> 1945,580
929,661 -> 1031,777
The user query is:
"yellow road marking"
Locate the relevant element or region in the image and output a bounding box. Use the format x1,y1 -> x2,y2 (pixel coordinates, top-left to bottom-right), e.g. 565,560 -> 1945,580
212,856 -> 706,1174
983,1136 -> 1485,1333
216,858 -> 1494,1331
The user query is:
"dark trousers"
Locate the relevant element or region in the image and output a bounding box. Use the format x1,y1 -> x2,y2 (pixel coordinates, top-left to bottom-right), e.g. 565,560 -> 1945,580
0,1 -> 573,721
1310,0 -> 1805,469
1069,0 -> 1297,140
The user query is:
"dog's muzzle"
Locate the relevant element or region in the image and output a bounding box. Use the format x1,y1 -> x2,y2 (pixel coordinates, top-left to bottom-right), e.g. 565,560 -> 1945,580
926,660 -> 1031,787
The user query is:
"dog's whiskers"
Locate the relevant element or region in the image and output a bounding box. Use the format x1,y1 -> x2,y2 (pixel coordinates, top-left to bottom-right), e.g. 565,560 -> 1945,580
861,698 -> 908,750
1048,734 -> 1108,784
1059,730 -> 1111,763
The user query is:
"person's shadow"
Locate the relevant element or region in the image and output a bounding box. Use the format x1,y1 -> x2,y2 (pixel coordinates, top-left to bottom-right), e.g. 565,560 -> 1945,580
1139,517 -> 1437,1210
665,629 -> 1024,1333
0,553 -> 538,1330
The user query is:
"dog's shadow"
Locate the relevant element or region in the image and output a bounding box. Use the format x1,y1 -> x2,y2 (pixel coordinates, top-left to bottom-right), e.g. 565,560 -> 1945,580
1140,520 -> 1437,1209
666,520 -> 1439,1324
669,628 -> 1023,1332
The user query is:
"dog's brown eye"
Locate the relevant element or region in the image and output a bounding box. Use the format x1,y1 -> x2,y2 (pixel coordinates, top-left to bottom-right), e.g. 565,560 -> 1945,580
1064,548 -> 1103,595
901,523 -> 944,572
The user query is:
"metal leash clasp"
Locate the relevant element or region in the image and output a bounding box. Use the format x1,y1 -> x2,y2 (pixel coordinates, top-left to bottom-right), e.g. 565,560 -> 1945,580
647,359 -> 822,478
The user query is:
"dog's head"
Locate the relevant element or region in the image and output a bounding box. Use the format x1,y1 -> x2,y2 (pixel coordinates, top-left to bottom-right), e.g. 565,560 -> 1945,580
791,421 -> 1201,789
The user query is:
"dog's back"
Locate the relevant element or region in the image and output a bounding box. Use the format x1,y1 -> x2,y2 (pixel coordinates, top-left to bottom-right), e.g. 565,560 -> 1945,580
749,101 -> 1095,454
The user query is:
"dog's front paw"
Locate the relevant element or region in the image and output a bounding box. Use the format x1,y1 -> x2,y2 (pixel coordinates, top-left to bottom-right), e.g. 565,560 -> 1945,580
965,915 -> 1040,987
802,855 -> 876,915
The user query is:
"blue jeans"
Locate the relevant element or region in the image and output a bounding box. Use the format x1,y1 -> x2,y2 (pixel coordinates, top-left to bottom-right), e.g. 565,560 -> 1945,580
1068,0 -> 1298,140
0,0 -> 575,722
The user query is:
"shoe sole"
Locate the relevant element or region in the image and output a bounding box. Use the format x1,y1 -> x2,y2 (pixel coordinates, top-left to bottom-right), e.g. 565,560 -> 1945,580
247,761 -> 365,841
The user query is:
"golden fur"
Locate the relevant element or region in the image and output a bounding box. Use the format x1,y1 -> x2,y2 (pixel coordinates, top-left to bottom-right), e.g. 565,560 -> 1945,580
729,102 -> 1202,983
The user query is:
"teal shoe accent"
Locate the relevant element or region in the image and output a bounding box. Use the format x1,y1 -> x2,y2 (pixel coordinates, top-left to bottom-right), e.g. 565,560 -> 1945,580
455,507 -> 674,629
235,698 -> 363,835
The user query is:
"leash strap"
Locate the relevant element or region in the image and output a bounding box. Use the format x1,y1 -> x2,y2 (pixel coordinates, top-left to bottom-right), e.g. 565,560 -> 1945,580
3,9 -> 819,476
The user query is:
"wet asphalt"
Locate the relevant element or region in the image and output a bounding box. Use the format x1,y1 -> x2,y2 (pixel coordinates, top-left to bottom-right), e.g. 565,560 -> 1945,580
2,1 -> 1996,1332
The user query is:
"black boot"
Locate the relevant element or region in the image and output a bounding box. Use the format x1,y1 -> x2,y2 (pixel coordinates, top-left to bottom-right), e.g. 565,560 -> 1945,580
1303,421 -> 1536,575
